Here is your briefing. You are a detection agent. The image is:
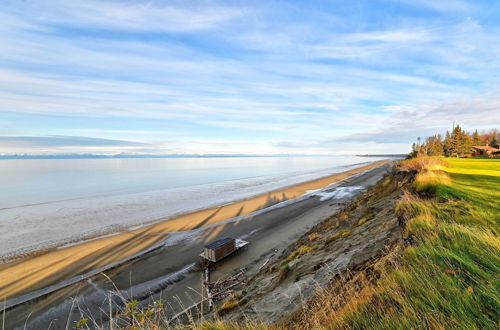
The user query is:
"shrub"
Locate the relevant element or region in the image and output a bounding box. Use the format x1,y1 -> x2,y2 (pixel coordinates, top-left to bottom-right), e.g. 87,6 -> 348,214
339,212 -> 349,221
357,214 -> 375,226
284,250 -> 300,263
298,245 -> 319,254
325,233 -> 340,244
308,233 -> 322,241
216,298 -> 248,315
325,229 -> 351,244
285,245 -> 319,264
279,263 -> 293,280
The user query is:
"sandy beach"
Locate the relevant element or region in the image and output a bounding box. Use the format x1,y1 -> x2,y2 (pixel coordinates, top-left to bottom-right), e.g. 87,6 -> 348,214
0,160 -> 390,308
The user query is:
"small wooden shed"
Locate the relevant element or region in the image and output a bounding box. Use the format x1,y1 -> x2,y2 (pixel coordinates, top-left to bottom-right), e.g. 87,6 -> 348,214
199,237 -> 248,266
203,238 -> 237,263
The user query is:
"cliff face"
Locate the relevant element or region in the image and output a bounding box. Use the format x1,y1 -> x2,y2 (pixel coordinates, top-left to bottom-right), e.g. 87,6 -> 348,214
213,169 -> 414,325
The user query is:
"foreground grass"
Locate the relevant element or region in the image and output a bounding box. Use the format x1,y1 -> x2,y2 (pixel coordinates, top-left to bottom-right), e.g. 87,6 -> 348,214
328,158 -> 499,329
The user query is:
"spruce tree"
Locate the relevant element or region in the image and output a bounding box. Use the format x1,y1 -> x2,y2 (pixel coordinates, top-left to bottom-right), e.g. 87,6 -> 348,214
461,134 -> 472,156
473,130 -> 480,145
449,125 -> 462,157
444,131 -> 451,157
491,136 -> 499,149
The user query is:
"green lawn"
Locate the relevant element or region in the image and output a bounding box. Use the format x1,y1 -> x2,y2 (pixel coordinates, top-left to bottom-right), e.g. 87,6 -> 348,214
441,159 -> 500,219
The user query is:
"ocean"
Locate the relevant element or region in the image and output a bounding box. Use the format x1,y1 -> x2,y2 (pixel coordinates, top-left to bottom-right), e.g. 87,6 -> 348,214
0,156 -> 386,258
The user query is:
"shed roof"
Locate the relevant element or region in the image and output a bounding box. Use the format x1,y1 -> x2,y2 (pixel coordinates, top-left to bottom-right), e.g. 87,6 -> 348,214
205,237 -> 235,250
472,145 -> 499,151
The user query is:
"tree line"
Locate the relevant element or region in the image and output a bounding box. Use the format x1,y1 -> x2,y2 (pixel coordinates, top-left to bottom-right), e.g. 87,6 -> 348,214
410,126 -> 499,158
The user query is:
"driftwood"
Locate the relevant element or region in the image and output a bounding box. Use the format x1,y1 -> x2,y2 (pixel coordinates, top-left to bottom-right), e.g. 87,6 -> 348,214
168,268 -> 246,324
258,253 -> 275,271
258,259 -> 270,271
208,269 -> 245,303
205,268 -> 213,311
167,280 -> 244,324
206,269 -> 245,287
210,280 -> 243,297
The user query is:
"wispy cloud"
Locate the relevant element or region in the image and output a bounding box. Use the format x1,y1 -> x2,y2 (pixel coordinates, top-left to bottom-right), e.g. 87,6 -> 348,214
3,0 -> 246,33
286,92 -> 500,149
396,0 -> 472,14
0,135 -> 145,147
0,135 -> 150,155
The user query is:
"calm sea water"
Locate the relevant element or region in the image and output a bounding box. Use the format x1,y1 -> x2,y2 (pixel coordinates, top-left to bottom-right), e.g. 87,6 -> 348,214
0,156 -> 383,209
0,156 -> 387,256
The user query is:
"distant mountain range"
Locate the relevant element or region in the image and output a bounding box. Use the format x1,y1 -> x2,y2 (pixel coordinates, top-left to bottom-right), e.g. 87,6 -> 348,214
0,153 -> 407,159
356,154 -> 407,158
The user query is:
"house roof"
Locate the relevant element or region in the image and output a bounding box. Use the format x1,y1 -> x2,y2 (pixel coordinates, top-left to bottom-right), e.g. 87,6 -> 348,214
205,237 -> 235,250
472,145 -> 500,152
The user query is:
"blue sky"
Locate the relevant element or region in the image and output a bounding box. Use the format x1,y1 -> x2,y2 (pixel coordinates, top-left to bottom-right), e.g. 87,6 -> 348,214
0,0 -> 499,155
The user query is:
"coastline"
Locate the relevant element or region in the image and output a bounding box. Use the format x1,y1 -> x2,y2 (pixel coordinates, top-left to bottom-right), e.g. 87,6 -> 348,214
0,160 -> 390,305
0,159 -> 383,261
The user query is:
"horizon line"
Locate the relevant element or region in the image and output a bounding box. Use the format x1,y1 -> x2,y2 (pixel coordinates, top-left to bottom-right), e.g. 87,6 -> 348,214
0,153 -> 407,160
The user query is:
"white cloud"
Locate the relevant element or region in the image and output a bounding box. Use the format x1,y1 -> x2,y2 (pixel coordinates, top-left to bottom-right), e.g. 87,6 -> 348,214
396,0 -> 472,13
4,0 -> 246,33
315,92 -> 500,146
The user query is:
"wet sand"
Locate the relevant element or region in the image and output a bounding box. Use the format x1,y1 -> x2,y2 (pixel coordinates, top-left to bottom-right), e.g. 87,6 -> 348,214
0,160 -> 389,306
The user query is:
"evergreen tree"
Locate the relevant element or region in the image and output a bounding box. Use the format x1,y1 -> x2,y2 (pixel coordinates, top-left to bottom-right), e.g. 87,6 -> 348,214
460,134 -> 472,155
443,131 -> 451,157
448,125 -> 462,157
410,126 -> 498,158
491,136 -> 499,149
410,143 -> 418,158
433,134 -> 444,156
425,135 -> 444,156
473,130 -> 481,145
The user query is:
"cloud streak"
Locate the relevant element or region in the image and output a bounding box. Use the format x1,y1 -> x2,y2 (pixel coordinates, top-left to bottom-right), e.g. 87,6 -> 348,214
0,135 -> 145,147
3,0 -> 246,33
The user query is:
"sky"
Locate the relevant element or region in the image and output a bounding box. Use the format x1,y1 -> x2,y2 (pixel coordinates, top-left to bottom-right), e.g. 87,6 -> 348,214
0,0 -> 499,155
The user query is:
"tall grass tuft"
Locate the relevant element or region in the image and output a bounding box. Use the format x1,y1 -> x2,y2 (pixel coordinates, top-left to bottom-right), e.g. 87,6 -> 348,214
413,169 -> 451,193
396,156 -> 448,173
